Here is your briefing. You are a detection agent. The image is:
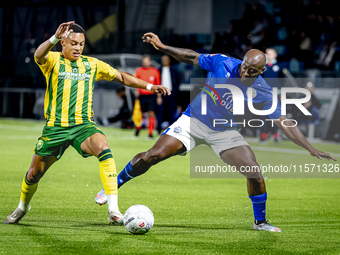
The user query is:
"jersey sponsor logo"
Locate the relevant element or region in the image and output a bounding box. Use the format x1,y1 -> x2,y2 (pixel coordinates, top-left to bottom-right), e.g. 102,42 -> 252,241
199,83 -> 223,106
58,71 -> 91,81
225,72 -> 230,78
108,174 -> 117,178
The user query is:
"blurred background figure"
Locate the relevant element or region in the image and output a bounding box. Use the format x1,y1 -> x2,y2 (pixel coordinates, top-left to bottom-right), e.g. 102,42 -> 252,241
156,54 -> 180,134
302,82 -> 321,124
106,87 -> 134,128
0,1 -> 339,142
134,55 -> 161,138
260,48 -> 285,143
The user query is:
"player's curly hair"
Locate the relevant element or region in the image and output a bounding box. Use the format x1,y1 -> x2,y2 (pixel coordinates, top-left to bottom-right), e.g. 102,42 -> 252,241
70,23 -> 85,34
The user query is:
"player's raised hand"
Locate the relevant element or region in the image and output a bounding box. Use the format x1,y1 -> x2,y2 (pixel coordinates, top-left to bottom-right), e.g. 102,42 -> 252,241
55,21 -> 74,40
310,148 -> 337,161
151,85 -> 171,96
142,32 -> 164,50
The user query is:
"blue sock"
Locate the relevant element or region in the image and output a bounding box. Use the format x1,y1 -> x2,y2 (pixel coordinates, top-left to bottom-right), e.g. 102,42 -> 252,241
117,161 -> 134,188
249,192 -> 267,222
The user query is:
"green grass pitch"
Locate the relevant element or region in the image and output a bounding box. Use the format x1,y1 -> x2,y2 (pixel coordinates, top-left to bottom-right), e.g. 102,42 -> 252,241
0,118 -> 339,254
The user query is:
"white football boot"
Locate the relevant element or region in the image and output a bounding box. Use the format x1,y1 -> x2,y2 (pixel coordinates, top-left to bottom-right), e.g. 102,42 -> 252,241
108,210 -> 124,225
95,188 -> 107,205
4,206 -> 30,224
253,221 -> 282,232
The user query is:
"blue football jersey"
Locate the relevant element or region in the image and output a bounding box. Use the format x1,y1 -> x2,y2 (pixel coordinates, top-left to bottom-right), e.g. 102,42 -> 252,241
183,54 -> 282,130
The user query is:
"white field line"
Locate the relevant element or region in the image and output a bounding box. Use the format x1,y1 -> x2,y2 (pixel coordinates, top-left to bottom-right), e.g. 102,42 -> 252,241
0,124 -> 150,141
251,146 -> 340,158
0,135 -> 39,140
0,124 -> 43,132
0,124 -> 339,157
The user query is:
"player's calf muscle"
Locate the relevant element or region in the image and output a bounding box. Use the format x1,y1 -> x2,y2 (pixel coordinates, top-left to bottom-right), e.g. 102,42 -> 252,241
142,144 -> 177,165
26,167 -> 44,182
134,151 -> 161,168
26,155 -> 56,182
131,149 -> 169,174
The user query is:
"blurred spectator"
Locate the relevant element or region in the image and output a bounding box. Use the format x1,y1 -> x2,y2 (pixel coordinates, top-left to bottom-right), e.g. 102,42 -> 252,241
317,41 -> 338,69
301,82 -> 321,124
262,48 -> 286,84
260,48 -> 284,143
13,33 -> 41,88
247,20 -> 265,47
211,0 -> 340,72
299,31 -> 312,51
104,87 -> 134,128
134,55 -> 161,138
156,55 -> 180,134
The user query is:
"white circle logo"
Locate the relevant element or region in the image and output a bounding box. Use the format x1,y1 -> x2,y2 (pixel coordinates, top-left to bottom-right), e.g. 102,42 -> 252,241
252,88 -> 257,98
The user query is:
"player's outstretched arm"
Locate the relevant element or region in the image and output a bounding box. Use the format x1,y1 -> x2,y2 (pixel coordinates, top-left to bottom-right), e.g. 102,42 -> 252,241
142,32 -> 201,67
114,70 -> 171,96
34,21 -> 74,65
275,116 -> 336,161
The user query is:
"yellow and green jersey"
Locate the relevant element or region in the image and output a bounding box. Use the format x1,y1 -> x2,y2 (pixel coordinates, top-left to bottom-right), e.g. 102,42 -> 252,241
35,51 -> 117,127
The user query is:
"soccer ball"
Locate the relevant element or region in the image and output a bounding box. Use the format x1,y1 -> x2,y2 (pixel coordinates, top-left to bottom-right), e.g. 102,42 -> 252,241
123,204 -> 154,235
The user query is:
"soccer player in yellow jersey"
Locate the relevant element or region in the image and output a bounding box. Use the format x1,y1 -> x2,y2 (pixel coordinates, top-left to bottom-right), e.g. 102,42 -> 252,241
4,21 -> 170,224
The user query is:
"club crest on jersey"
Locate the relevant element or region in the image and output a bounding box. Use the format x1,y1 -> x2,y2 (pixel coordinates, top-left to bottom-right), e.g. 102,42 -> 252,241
36,140 -> 44,150
251,88 -> 257,98
174,126 -> 182,133
83,61 -> 91,70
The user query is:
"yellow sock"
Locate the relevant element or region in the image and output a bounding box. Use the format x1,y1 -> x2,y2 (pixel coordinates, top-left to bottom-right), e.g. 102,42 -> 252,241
19,173 -> 38,212
98,149 -> 118,195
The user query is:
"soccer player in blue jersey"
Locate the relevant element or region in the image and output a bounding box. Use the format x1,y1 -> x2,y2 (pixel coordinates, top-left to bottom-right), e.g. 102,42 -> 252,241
95,33 -> 336,231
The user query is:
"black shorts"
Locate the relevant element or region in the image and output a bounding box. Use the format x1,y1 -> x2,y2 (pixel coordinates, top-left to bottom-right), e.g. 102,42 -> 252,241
139,95 -> 156,112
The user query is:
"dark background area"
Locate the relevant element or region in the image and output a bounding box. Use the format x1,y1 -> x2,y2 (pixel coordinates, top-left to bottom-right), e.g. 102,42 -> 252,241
0,0 -> 339,141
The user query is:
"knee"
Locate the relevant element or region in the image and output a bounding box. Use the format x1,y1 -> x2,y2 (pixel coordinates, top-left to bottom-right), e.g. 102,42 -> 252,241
242,163 -> 263,180
27,165 -> 45,183
231,158 -> 262,179
96,138 -> 110,155
98,144 -> 110,155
